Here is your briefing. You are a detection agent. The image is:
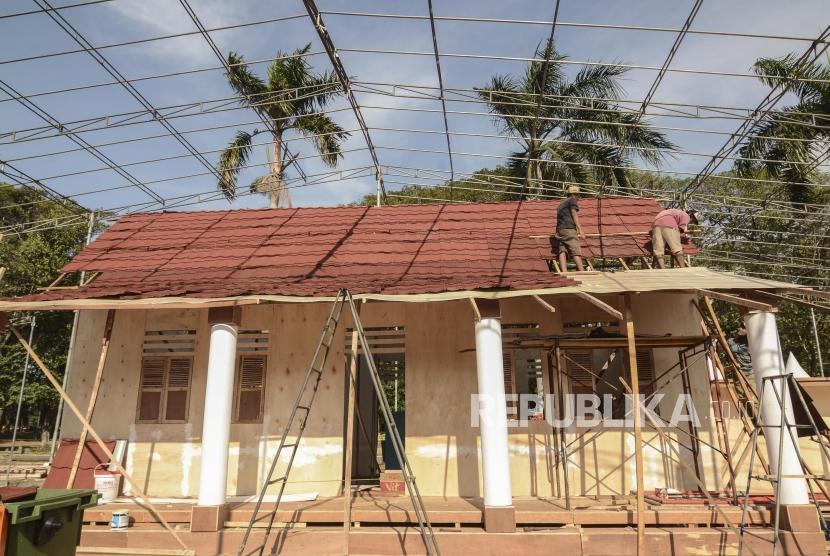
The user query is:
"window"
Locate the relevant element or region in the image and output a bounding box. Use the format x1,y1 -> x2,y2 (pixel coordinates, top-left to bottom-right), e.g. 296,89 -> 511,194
233,329 -> 271,423
137,356 -> 193,423
137,329 -> 195,423
562,348 -> 657,420
563,348 -> 655,395
235,354 -> 266,422
503,348 -> 545,419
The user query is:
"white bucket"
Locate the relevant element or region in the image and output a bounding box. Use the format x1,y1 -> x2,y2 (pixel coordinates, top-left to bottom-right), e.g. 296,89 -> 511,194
110,510 -> 130,530
94,464 -> 120,503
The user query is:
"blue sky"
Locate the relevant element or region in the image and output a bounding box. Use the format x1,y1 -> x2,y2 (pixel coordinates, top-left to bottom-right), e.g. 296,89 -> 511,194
1,0 -> 827,214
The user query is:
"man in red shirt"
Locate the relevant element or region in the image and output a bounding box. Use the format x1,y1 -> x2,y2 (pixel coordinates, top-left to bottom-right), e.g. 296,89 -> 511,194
651,208 -> 698,268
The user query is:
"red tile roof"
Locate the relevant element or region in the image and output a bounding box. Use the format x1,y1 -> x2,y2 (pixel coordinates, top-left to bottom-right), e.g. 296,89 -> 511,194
21,198 -> 692,301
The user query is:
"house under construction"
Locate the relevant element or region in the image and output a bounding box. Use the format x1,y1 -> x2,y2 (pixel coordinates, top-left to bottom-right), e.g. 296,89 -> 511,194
2,198 -> 829,556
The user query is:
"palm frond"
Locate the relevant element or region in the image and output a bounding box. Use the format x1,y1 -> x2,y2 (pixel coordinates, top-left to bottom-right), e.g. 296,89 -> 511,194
217,130 -> 255,200
525,39 -> 566,100
557,63 -> 627,103
293,113 -> 350,166
226,52 -> 268,110
753,54 -> 830,104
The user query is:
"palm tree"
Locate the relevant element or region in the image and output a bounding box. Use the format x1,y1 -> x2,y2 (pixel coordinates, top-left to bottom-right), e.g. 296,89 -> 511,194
736,54 -> 830,205
217,44 -> 350,207
476,40 -> 675,198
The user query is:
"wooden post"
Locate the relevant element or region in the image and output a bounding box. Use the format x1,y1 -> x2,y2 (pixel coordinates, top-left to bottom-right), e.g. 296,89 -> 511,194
67,309 -> 115,488
699,297 -> 757,398
8,324 -> 192,553
0,233 -> 5,283
554,345 -> 571,510
623,295 -> 646,556
343,301 -> 362,554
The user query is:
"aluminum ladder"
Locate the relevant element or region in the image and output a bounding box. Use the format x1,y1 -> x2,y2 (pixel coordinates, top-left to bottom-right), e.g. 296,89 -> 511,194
237,290 -> 346,556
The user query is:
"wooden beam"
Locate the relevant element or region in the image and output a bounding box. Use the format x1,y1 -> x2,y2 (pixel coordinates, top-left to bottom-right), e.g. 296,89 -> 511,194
698,297 -> 757,399
574,292 -> 623,321
781,287 -> 830,303
618,258 -> 630,271
67,309 -> 115,488
7,324 -> 192,554
343,300 -> 363,552
753,290 -> 830,313
468,298 -> 481,321
697,289 -> 775,312
530,231 -> 648,239
618,377 -> 741,536
623,296 -> 646,556
532,295 -> 556,314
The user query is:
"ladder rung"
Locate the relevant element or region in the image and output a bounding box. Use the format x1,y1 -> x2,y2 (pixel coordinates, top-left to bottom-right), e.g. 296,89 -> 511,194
279,443 -> 297,450
267,476 -> 288,485
297,405 -> 310,412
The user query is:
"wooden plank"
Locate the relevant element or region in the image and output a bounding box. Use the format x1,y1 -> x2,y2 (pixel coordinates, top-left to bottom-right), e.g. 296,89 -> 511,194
343,300 -> 362,552
67,309 -> 116,488
699,297 -> 758,399
530,232 -> 648,239
622,296 -> 645,556
519,336 -> 707,350
752,290 -> 830,313
574,292 -> 623,321
77,548 -> 193,556
7,324 -> 192,554
618,377 -> 742,536
468,298 -> 481,321
781,287 -> 830,302
531,295 -> 556,314
697,289 -> 775,311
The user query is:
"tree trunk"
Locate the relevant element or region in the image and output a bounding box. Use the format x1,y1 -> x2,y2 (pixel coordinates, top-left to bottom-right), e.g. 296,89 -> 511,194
269,133 -> 283,209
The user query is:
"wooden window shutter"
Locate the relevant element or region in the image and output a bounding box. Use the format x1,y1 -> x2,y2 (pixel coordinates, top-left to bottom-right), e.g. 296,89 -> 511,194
565,350 -> 595,394
138,357 -> 165,422
635,349 -> 655,397
502,351 -> 517,416
236,355 -> 266,422
164,357 -> 192,422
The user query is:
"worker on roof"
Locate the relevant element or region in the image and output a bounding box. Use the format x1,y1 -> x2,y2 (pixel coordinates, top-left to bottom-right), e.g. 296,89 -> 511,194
556,185 -> 585,272
651,208 -> 698,269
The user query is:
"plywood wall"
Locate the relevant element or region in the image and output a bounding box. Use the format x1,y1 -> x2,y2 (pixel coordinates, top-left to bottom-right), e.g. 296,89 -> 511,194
63,292 -> 796,500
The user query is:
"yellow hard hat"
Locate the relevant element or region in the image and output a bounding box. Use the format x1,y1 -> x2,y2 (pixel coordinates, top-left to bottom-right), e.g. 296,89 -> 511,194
567,185 -> 580,194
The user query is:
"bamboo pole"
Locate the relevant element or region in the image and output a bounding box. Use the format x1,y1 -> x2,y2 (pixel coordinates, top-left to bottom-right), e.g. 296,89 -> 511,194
67,309 -> 115,488
623,295 -> 646,556
8,324 -> 192,554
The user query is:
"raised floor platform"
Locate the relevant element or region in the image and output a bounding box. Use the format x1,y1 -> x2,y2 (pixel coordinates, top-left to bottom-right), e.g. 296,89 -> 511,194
78,494 -> 829,555
84,493 -> 777,529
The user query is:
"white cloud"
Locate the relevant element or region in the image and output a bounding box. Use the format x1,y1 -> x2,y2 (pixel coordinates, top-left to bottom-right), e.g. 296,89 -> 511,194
103,0 -> 248,64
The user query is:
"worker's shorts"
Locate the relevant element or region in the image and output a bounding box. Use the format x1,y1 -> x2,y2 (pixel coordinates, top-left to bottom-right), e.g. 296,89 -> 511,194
652,225 -> 682,255
557,228 -> 582,256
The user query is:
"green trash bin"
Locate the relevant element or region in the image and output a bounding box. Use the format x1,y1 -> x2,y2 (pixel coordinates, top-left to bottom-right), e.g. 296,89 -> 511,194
4,489 -> 99,556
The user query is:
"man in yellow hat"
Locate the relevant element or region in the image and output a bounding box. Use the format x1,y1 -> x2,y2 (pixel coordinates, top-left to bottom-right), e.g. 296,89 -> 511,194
556,185 -> 585,272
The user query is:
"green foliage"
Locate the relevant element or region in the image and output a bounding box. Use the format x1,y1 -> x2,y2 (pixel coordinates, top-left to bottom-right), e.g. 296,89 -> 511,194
357,166 -> 519,205
736,54 -> 830,205
219,45 -> 350,205
0,184 -> 90,436
476,39 -> 676,198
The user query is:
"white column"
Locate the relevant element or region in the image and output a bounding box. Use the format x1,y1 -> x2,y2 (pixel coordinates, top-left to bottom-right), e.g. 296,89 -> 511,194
474,317 -> 512,507
744,311 -> 809,505
197,323 -> 238,506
